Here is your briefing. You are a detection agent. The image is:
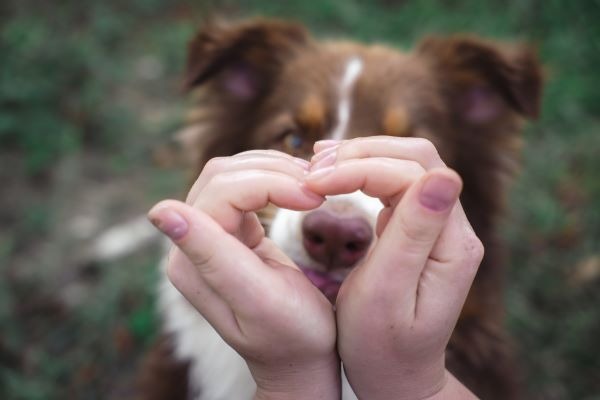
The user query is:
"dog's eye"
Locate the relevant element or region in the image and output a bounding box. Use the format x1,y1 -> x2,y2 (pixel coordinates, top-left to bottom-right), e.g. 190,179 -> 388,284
281,129 -> 304,151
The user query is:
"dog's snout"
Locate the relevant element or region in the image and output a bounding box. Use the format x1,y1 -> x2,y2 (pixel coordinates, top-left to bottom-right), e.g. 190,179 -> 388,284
301,210 -> 373,269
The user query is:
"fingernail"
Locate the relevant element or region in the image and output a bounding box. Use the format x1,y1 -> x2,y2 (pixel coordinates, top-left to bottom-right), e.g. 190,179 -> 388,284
306,165 -> 335,180
419,175 -> 460,212
149,207 -> 189,240
314,139 -> 340,152
311,145 -> 338,163
311,151 -> 337,171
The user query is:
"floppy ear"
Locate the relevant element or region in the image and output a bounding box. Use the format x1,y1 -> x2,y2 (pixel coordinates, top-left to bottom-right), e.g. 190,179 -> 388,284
417,35 -> 543,124
184,19 -> 310,100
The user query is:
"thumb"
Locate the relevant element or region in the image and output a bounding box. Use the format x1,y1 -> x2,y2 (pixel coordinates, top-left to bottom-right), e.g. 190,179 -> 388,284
148,200 -> 273,308
366,169 -> 462,304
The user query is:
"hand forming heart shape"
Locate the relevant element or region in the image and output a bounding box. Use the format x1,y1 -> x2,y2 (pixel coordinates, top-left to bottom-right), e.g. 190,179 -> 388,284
148,136 -> 481,400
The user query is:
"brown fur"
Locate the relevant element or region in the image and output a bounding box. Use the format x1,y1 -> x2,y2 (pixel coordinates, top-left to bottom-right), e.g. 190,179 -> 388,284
139,18 -> 543,400
136,335 -> 191,400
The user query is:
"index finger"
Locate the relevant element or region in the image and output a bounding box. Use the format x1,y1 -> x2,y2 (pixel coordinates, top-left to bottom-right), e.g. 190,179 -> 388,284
195,170 -> 324,235
186,152 -> 310,204
360,169 -> 463,321
307,161 -> 464,308
305,157 -> 425,207
313,136 -> 447,170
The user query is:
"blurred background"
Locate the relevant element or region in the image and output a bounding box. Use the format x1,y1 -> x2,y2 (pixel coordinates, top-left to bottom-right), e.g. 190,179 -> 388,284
1,0 -> 598,398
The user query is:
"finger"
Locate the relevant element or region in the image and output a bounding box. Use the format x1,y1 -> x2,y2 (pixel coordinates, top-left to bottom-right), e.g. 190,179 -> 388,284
237,211 -> 267,250
312,136 -> 446,170
313,139 -> 341,153
416,206 -> 483,325
305,158 -> 426,207
196,170 -> 324,239
365,169 -> 463,314
235,149 -> 309,162
186,153 -> 310,204
164,248 -> 243,340
149,200 -> 278,320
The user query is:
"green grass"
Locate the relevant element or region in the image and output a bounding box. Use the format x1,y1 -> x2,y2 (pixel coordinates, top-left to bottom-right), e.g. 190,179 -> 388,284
0,251 -> 161,400
1,0 -> 598,398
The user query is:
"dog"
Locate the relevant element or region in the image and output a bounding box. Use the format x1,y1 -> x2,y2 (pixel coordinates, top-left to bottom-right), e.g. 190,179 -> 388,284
137,18 -> 543,399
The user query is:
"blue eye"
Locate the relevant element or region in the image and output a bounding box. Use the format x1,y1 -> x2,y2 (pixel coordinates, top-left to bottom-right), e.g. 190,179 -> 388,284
283,130 -> 304,150
289,134 -> 303,149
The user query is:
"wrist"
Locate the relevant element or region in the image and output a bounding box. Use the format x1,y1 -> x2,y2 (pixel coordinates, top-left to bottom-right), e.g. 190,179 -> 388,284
252,354 -> 341,400
343,356 -> 446,400
424,370 -> 478,400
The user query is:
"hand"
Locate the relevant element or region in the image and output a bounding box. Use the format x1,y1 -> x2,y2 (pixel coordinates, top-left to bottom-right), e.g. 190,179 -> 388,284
148,151 -> 340,400
306,137 -> 482,399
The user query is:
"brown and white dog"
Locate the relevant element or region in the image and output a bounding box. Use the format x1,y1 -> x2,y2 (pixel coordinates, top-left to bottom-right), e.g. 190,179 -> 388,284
138,19 -> 543,400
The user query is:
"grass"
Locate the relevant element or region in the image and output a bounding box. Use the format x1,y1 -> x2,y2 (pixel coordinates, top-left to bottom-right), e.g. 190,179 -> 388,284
0,0 -> 598,398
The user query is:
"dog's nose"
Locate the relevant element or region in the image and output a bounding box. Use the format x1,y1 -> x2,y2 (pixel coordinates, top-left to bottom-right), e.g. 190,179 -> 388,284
302,210 -> 373,269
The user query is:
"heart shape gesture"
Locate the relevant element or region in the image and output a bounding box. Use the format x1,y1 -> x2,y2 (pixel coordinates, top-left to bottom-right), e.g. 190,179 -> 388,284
149,136 -> 481,399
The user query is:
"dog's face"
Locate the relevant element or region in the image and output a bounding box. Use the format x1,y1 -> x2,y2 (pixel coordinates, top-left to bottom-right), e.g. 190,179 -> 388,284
181,19 -> 542,303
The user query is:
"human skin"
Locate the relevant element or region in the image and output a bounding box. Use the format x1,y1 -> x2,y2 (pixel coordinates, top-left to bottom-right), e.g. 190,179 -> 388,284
149,150 -> 340,400
148,137 -> 480,399
308,137 -> 481,399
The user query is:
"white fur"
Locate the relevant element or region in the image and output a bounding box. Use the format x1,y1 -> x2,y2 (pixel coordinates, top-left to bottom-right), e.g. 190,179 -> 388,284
331,58 -> 363,140
90,216 -> 160,263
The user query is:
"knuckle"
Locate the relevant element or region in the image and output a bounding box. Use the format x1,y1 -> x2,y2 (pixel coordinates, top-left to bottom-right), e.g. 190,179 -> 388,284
202,157 -> 226,176
339,136 -> 369,158
189,248 -> 215,269
405,159 -> 427,176
172,237 -> 216,271
414,138 -> 441,163
206,170 -> 234,189
462,233 -> 485,270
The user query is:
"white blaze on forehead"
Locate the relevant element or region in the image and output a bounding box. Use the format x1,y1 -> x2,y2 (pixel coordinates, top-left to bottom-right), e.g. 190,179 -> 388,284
330,57 -> 363,141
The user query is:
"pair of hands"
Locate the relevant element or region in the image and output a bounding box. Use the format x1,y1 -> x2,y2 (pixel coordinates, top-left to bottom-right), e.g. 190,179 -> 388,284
148,136 -> 482,400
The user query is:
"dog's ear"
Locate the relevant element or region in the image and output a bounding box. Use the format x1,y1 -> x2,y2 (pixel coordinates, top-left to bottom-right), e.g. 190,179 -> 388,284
417,35 -> 543,124
184,19 -> 310,100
